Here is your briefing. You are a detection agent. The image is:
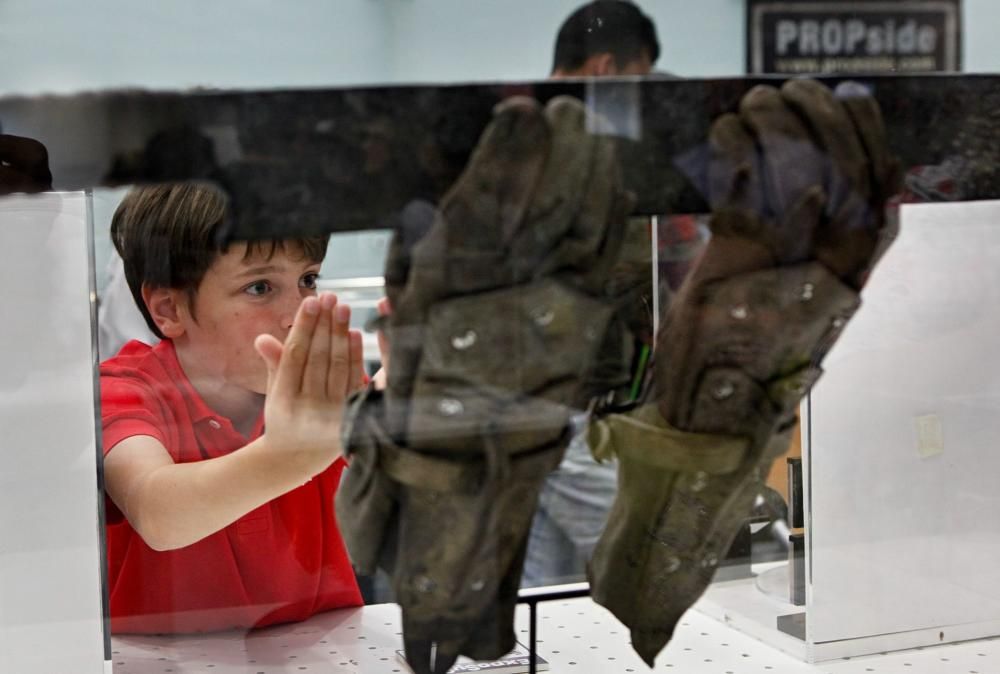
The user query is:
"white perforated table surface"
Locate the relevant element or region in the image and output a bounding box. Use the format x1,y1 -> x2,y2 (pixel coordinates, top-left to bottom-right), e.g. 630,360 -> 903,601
109,597 -> 1000,674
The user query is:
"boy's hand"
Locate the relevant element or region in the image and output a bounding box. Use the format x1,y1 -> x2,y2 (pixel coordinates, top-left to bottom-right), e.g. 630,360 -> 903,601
254,293 -> 364,477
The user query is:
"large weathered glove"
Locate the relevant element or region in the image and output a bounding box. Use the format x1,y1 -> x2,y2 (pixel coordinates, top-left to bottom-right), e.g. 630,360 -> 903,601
336,96 -> 637,674
587,79 -> 900,666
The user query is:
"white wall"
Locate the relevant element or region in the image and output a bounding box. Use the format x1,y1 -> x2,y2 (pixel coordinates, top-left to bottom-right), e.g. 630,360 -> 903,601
0,0 -> 391,96
963,0 -> 1000,72
3,0 -> 1000,97
384,0 -> 747,82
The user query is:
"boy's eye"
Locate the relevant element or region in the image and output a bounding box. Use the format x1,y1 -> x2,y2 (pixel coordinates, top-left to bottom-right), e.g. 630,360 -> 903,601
244,280 -> 272,296
300,272 -> 320,290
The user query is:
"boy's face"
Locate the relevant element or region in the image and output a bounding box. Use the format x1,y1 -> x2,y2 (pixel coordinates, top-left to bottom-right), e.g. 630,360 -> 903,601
172,242 -> 322,395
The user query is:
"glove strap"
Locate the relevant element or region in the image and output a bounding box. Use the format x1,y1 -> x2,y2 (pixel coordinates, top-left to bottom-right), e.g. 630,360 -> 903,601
587,403 -> 749,475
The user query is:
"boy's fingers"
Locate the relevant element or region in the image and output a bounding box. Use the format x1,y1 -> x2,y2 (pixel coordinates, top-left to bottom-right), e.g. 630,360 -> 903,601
327,303 -> 352,400
372,367 -> 387,391
348,329 -> 364,394
376,329 -> 390,366
272,296 -> 320,399
302,293 -> 336,398
254,334 -> 283,395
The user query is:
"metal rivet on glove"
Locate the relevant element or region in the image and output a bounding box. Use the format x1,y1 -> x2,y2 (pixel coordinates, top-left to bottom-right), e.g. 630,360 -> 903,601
469,579 -> 486,592
729,304 -> 750,321
691,471 -> 709,492
414,575 -> 437,593
700,554 -> 719,569
531,308 -> 556,328
800,282 -> 815,301
437,398 -> 465,416
583,325 -> 599,342
450,330 -> 477,350
665,556 -> 682,574
712,380 -> 736,401
832,316 -> 847,329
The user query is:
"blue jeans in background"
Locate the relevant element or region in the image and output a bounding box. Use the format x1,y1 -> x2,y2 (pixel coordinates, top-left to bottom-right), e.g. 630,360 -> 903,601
522,416 -> 618,588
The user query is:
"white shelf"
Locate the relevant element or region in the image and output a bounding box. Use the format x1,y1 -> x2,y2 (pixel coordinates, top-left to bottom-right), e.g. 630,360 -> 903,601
109,596 -> 1000,673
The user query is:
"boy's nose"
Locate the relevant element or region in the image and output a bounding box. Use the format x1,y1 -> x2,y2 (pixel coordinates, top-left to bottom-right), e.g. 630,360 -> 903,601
280,297 -> 304,331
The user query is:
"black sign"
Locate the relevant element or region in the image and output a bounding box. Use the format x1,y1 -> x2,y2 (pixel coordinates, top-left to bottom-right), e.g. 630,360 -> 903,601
747,1 -> 961,74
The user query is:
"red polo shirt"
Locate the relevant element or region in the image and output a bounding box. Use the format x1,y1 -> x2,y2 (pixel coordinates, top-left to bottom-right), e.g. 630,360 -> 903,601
100,339 -> 362,634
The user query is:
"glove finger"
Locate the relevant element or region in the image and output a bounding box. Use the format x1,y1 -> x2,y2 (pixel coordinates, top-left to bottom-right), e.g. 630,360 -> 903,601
529,126 -> 623,279
680,113 -> 776,291
707,112 -> 757,212
386,102 -> 549,413
781,79 -> 870,202
781,81 -> 875,273
383,229 -> 411,311
816,81 -> 898,286
738,85 -> 826,247
441,97 -> 550,255
403,635 -> 434,674
572,132 -> 623,261
834,81 -> 898,200
432,646 -> 460,674
708,112 -> 757,208
512,97 -> 598,268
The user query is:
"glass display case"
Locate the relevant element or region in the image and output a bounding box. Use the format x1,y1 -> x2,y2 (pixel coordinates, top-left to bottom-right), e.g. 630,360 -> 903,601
2,2 -> 1000,673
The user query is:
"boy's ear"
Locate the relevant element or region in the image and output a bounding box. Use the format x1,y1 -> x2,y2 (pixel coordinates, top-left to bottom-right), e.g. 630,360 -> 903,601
141,285 -> 187,339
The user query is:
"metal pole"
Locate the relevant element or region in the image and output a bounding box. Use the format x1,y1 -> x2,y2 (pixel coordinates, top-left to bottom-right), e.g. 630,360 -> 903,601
528,599 -> 537,674
517,582 -> 591,673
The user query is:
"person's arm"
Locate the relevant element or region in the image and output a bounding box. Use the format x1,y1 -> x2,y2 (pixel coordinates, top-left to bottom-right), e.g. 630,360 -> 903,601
104,293 -> 364,551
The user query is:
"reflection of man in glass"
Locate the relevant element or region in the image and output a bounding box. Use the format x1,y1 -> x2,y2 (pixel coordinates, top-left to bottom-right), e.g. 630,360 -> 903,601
523,0 -> 660,588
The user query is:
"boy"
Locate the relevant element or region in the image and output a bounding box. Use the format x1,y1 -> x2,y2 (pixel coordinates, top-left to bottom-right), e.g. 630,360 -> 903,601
100,183 -> 364,634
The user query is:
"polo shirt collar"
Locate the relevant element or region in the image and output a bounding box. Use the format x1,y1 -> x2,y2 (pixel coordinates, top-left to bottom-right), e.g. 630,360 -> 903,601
152,339 -> 265,439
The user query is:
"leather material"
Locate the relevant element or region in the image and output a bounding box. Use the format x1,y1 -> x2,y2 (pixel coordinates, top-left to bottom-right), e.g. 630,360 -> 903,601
588,79 -> 900,666
337,95 -> 636,674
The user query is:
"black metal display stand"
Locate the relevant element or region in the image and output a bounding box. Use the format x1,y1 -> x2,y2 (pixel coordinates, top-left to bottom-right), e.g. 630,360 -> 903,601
517,582 -> 592,674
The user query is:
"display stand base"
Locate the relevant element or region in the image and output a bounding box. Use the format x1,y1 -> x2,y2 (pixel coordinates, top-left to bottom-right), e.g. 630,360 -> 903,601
698,561 -> 1000,663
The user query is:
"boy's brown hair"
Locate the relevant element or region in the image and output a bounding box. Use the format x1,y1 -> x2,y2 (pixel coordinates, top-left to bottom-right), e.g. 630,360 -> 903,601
111,183 -> 329,339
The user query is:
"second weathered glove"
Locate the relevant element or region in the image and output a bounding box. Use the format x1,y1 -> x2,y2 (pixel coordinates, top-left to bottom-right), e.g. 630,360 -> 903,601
588,79 -> 899,666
